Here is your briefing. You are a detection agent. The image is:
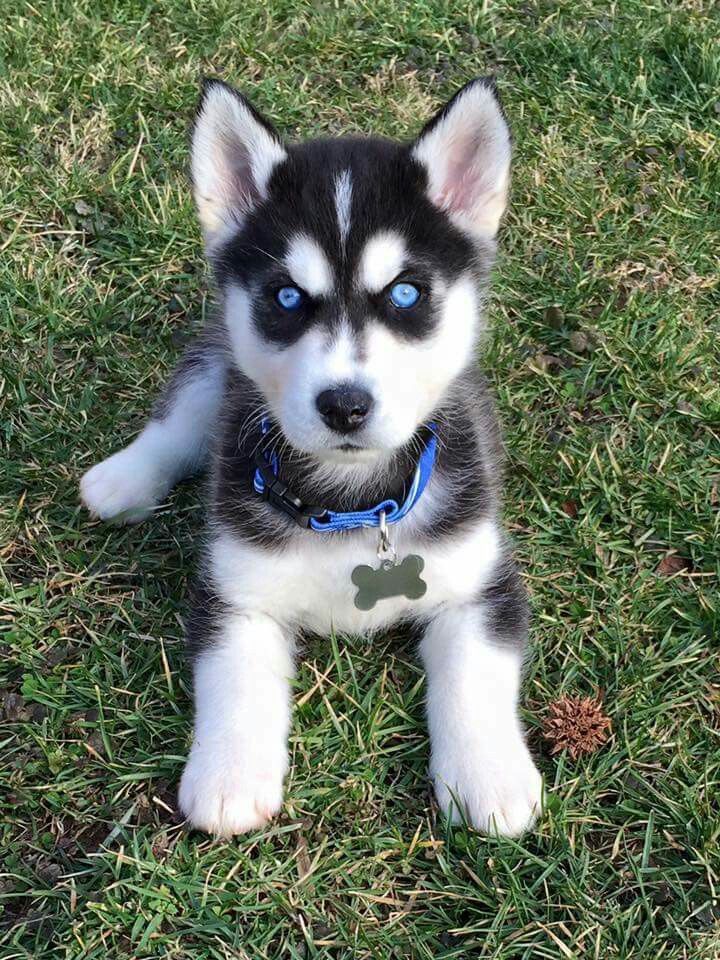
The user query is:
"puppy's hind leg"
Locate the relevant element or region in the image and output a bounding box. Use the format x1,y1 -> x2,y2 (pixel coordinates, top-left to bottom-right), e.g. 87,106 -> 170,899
80,332 -> 226,523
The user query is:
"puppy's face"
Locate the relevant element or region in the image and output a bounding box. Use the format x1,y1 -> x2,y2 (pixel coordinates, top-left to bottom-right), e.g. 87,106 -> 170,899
192,79 -> 511,462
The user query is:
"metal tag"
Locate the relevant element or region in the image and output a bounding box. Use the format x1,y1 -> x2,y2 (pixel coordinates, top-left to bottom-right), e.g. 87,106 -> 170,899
352,554 -> 427,610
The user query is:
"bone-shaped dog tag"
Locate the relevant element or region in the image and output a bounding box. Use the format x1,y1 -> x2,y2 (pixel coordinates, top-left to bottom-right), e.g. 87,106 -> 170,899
352,555 -> 427,610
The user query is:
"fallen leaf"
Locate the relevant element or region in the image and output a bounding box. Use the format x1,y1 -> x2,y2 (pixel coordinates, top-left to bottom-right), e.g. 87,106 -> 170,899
151,832 -> 170,860
568,330 -> 590,353
87,731 -> 105,756
595,544 -> 609,566
2,692 -> 28,721
530,352 -> 562,374
544,305 -> 564,328
296,830 -> 312,881
561,499 -> 578,518
657,554 -> 690,576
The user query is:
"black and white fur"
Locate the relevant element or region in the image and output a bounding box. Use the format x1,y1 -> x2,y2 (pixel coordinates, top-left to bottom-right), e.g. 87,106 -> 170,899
80,78 -> 543,837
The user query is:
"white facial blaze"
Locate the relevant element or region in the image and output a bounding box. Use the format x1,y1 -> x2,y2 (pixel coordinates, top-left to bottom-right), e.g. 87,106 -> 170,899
284,234 -> 333,297
321,323 -> 359,383
334,169 -> 353,249
358,231 -> 407,292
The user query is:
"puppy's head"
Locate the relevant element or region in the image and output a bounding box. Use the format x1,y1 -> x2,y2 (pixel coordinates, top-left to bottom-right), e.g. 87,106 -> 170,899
192,78 -> 511,463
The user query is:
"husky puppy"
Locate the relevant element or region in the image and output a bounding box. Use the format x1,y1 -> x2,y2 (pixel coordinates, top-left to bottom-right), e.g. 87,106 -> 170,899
80,77 -> 543,837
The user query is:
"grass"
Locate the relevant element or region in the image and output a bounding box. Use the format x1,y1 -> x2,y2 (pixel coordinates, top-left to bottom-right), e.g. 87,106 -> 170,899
1,0 -> 719,956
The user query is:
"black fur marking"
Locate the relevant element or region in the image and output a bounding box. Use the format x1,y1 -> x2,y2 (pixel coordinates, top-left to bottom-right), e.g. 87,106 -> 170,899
185,575 -> 234,661
476,556 -> 529,649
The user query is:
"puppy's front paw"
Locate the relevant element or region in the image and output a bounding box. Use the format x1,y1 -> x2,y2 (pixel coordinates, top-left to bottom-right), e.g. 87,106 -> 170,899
80,445 -> 167,523
178,741 -> 287,838
431,736 -> 543,837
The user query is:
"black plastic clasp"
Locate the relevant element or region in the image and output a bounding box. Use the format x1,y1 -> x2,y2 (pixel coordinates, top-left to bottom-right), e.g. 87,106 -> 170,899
254,458 -> 329,529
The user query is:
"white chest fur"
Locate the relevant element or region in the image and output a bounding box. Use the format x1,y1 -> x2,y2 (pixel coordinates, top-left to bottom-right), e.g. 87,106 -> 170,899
208,516 -> 501,635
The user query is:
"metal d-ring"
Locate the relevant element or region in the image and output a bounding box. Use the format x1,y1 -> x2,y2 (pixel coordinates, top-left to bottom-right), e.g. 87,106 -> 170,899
377,510 -> 397,567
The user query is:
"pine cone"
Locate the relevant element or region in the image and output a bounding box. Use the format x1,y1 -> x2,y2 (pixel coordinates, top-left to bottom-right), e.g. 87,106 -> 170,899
543,694 -> 611,759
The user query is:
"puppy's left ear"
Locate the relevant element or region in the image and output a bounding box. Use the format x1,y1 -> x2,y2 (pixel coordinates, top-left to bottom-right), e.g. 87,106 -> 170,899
411,78 -> 511,240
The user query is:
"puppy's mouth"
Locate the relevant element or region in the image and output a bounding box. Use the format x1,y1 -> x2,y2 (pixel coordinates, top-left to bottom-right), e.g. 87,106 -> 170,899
317,441 -> 381,465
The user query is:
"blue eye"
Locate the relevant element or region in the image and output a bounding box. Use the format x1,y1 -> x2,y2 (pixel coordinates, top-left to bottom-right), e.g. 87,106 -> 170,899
276,285 -> 304,311
389,282 -> 421,309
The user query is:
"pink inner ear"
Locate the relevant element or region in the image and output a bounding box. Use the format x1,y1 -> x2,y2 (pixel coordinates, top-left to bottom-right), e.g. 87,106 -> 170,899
226,139 -> 260,213
436,131 -> 486,217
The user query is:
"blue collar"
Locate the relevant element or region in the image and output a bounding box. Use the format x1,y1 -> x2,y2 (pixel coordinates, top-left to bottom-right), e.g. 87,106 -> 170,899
252,420 -> 438,532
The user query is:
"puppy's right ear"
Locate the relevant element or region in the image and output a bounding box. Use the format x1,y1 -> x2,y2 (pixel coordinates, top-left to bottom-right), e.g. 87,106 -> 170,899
191,79 -> 287,249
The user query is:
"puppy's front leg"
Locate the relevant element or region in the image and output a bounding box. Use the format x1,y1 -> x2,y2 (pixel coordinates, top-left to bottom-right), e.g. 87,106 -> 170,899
80,332 -> 225,523
420,573 -> 542,837
179,607 -> 294,837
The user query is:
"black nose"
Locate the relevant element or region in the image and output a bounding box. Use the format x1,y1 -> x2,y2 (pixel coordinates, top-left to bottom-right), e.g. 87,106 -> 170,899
316,384 -> 373,434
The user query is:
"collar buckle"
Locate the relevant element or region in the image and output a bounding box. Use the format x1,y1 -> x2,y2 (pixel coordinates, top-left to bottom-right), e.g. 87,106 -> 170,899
255,458 -> 329,528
